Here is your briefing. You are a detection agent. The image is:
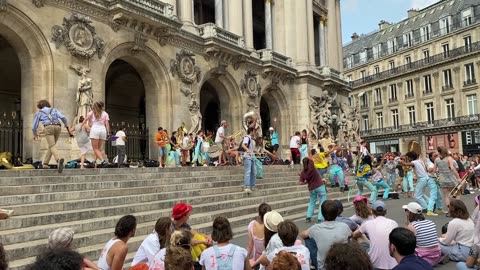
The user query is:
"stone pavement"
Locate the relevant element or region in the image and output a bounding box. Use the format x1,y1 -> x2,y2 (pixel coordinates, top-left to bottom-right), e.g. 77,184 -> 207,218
231,192 -> 478,270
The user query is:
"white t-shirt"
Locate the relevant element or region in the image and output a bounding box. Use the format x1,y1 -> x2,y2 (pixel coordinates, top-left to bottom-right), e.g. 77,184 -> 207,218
182,136 -> 189,148
148,248 -> 166,270
290,136 -> 300,148
359,216 -> 398,269
131,232 -> 160,266
266,245 -> 311,270
215,126 -> 225,143
243,135 -> 254,158
199,244 -> 247,270
115,130 -> 126,146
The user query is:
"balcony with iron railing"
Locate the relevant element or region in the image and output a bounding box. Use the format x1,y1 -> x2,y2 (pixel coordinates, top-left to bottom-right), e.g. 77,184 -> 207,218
464,78 -> 477,87
360,114 -> 480,137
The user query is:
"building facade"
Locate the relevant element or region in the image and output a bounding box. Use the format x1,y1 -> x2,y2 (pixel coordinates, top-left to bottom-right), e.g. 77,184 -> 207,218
0,0 -> 348,162
343,0 -> 480,155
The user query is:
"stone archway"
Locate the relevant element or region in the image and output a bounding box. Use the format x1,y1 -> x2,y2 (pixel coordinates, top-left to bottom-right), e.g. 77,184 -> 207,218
102,43 -> 172,159
0,6 -> 54,160
197,69 -> 243,135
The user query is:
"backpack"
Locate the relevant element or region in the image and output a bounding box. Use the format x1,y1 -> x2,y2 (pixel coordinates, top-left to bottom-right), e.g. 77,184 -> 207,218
238,136 -> 251,152
212,244 -> 237,270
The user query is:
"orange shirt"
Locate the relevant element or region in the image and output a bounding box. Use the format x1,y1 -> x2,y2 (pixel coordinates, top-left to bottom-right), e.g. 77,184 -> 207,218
155,131 -> 169,147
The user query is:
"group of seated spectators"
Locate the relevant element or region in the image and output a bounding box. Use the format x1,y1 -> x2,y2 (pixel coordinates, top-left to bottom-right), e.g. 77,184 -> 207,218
0,194 -> 478,270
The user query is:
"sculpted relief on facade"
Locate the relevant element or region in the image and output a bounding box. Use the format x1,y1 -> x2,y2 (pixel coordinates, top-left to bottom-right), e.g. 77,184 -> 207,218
51,13 -> 105,59
240,71 -> 261,98
309,90 -> 337,140
170,49 -> 201,84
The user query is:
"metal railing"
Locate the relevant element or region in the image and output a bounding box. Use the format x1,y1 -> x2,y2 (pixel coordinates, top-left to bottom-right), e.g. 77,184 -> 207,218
109,0 -> 176,19
0,114 -> 22,163
105,122 -> 149,162
360,114 -> 480,137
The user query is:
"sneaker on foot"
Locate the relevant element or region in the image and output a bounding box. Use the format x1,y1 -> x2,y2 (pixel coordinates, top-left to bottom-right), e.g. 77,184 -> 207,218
58,158 -> 64,173
344,186 -> 350,191
426,211 -> 438,216
244,188 -> 252,194
306,218 -> 312,223
42,164 -> 50,169
340,187 -> 344,192
435,210 -> 446,215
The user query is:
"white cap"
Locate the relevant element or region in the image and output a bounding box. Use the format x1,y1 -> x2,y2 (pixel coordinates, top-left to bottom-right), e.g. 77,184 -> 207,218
402,202 -> 423,214
269,127 -> 274,131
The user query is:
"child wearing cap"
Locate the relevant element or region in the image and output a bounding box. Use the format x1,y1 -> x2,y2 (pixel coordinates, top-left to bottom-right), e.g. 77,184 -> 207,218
403,202 -> 441,266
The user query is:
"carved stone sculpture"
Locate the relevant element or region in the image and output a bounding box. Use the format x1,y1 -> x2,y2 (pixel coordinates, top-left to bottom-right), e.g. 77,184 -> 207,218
240,71 -> 261,98
131,32 -> 148,55
170,49 -> 201,84
243,102 -> 262,138
32,0 -> 46,8
70,65 -> 93,120
308,90 -> 337,140
188,93 -> 202,135
52,13 -> 105,59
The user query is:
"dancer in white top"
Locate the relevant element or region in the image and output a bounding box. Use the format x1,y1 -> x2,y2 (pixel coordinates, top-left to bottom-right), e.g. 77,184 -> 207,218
97,215 -> 136,270
84,101 -> 110,168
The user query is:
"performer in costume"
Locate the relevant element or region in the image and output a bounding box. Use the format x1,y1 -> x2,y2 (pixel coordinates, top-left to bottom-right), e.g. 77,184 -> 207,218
354,155 -> 376,203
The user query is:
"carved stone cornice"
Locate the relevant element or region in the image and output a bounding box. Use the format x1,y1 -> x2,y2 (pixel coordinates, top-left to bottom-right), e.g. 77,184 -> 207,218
32,0 -> 46,8
381,86 -> 387,91
432,71 -> 439,78
51,13 -> 105,59
453,66 -> 461,73
0,0 -> 7,12
396,82 -> 402,88
414,76 -> 420,83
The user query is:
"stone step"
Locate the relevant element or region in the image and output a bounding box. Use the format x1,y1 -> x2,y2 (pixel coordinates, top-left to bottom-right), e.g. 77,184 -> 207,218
7,178 -> 301,215
0,173 -> 298,205
6,191 -> 351,270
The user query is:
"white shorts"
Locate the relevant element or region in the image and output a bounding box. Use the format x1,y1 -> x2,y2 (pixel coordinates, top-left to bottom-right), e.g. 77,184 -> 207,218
89,125 -> 107,140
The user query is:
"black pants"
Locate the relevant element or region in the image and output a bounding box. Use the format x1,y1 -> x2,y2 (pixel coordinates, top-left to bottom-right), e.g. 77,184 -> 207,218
116,145 -> 126,167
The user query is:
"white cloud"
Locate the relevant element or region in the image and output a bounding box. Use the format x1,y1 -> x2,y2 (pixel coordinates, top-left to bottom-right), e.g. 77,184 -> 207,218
343,0 -> 359,13
411,0 -> 441,10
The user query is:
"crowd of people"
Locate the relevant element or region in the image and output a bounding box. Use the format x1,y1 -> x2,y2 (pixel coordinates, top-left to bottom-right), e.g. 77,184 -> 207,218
1,194 -> 478,270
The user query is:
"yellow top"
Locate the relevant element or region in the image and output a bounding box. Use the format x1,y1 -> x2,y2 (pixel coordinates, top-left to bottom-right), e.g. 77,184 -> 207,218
312,152 -> 328,169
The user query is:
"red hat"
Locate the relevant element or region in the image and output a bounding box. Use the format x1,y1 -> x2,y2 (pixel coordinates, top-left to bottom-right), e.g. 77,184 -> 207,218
172,202 -> 193,219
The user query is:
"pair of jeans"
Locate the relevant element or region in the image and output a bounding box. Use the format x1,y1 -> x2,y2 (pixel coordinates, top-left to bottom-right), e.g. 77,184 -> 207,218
168,150 -> 180,166
356,178 -> 376,203
243,157 -> 256,188
440,243 -> 470,262
415,176 -> 438,211
116,145 -> 126,167
403,171 -> 414,192
373,180 -> 390,200
329,165 -> 345,187
306,185 -> 327,222
456,262 -> 478,270
304,238 -> 318,270
386,172 -> 396,188
300,144 -> 308,160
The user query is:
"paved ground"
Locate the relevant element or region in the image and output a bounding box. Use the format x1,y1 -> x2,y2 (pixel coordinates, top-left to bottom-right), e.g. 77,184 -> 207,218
231,191 -> 478,270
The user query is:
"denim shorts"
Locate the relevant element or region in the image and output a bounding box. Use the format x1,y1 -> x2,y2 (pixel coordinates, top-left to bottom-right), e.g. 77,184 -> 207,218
158,146 -> 167,157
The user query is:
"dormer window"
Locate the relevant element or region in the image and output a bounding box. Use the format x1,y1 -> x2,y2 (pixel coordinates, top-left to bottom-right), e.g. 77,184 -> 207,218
462,8 -> 473,26
439,16 -> 451,35
403,32 -> 413,47
420,24 -> 431,42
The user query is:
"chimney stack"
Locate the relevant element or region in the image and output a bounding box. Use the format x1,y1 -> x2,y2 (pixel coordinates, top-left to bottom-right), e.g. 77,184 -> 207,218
379,20 -> 391,30
408,8 -> 419,18
351,32 -> 359,42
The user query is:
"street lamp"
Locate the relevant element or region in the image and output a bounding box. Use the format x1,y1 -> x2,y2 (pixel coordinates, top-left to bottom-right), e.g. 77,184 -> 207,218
324,104 -> 347,140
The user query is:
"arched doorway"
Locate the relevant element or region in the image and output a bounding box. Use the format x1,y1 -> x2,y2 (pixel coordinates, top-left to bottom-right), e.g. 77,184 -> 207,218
200,81 -> 221,133
0,35 -> 22,160
260,96 -> 271,138
105,59 -> 147,161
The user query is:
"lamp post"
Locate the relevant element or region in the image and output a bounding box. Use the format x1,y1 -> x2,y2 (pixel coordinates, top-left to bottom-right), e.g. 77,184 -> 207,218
323,105 -> 346,141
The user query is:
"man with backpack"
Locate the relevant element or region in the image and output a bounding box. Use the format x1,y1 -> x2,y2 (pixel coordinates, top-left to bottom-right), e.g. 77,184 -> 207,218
32,99 -> 71,173
241,127 -> 256,193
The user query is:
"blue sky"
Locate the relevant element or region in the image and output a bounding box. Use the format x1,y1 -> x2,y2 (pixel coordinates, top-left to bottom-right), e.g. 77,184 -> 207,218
341,0 -> 441,45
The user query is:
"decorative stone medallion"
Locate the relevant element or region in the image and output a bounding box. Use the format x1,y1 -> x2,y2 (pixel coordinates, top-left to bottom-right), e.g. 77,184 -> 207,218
240,71 -> 261,98
170,49 -> 201,84
51,13 -> 106,59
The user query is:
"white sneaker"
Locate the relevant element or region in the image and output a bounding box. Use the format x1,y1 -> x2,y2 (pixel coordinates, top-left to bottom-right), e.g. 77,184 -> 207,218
191,164 -> 196,167
244,188 -> 252,194
203,164 -> 208,167
469,187 -> 474,191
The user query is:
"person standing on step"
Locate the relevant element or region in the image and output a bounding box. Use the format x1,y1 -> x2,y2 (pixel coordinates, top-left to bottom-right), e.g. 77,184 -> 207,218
300,129 -> 309,161
97,215 -> 137,270
84,101 -> 110,169
290,131 -> 301,164
70,116 -> 92,169
371,160 -> 390,202
114,126 -> 126,168
215,120 -> 228,166
242,127 -> 256,193
268,117 -> 279,156
155,127 -> 169,168
329,148 -> 348,192
385,154 -> 398,191
32,99 -> 71,173
311,148 -> 328,179
354,155 -> 376,203
299,157 -> 327,223
168,131 -> 181,168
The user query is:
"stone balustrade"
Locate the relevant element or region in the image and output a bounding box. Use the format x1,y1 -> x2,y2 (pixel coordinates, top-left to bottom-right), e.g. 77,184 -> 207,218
199,23 -> 245,48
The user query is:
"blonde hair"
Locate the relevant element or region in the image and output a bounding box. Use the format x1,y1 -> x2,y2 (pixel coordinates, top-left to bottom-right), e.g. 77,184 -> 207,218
92,101 -> 104,120
169,230 -> 192,248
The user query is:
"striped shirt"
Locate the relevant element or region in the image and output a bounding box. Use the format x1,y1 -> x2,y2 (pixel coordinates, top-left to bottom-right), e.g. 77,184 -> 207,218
411,220 -> 439,248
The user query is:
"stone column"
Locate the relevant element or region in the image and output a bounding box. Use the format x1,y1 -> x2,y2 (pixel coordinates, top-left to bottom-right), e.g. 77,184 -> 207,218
265,0 -> 273,49
307,0 -> 315,65
284,0 -> 296,58
327,0 -> 339,70
335,0 -> 343,70
215,0 -> 224,28
272,0 -> 285,54
227,0 -> 243,35
295,0 -> 309,66
319,16 -> 327,66
178,0 -> 193,25
243,0 -> 254,50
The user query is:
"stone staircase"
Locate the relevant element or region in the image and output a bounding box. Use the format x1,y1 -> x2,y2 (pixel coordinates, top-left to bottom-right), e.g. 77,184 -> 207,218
0,166 -> 355,270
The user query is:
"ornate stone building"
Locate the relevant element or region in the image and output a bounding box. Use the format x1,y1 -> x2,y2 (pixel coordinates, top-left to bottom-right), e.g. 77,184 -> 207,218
0,0 -> 349,161
343,0 -> 480,155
